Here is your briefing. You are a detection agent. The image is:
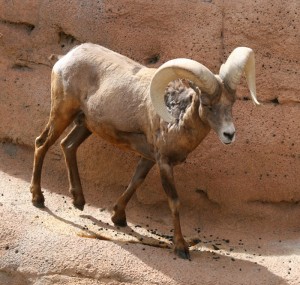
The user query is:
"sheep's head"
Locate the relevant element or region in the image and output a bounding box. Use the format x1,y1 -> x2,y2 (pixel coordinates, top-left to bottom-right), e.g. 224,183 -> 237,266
150,47 -> 259,145
197,82 -> 236,144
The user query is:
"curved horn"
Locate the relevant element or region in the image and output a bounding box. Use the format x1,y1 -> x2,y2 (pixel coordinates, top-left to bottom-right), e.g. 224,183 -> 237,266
219,47 -> 260,105
150,58 -> 219,123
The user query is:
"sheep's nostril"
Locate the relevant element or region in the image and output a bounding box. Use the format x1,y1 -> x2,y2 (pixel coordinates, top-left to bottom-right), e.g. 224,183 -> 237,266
223,132 -> 235,140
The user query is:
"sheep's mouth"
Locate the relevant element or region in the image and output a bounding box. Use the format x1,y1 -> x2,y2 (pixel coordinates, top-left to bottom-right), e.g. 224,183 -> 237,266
220,135 -> 235,145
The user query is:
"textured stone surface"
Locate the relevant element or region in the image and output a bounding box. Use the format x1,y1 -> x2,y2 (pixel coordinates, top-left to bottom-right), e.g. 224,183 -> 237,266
0,0 -> 299,215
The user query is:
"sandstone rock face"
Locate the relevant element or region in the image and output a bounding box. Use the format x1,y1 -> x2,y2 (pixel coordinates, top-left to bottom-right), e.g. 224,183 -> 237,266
0,0 -> 299,215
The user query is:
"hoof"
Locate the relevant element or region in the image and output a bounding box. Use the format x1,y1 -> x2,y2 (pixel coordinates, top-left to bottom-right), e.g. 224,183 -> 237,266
32,198 -> 45,208
73,201 -> 85,211
113,218 -> 127,227
111,213 -> 127,227
175,246 -> 190,260
30,185 -> 45,208
111,205 -> 127,227
70,190 -> 85,211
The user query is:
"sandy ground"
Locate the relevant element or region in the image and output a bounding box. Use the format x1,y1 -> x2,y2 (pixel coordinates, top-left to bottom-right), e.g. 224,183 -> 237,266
0,141 -> 299,285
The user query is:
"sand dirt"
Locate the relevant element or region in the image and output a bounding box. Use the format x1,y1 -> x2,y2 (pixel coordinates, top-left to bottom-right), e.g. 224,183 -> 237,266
0,141 -> 299,285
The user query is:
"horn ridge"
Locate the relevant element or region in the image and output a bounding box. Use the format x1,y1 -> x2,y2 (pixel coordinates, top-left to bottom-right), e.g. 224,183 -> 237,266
219,47 -> 260,105
150,58 -> 218,123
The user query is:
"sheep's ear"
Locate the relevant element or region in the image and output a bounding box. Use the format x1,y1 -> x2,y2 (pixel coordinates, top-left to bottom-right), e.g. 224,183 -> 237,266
219,47 -> 260,105
150,58 -> 219,123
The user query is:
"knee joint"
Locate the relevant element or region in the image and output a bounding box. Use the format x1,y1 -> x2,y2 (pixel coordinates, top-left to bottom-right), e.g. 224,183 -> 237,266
35,137 -> 45,148
60,139 -> 73,153
169,198 -> 180,215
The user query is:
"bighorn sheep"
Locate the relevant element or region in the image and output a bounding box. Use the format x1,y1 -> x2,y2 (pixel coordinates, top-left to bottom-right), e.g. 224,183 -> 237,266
30,43 -> 259,259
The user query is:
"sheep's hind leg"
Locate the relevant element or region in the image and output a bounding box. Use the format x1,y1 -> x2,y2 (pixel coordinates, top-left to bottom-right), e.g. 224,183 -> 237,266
112,157 -> 155,227
61,122 -> 91,210
30,115 -> 75,208
158,160 -> 190,259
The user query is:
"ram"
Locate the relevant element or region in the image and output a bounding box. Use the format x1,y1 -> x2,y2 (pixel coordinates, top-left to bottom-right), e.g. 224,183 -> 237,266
30,43 -> 259,259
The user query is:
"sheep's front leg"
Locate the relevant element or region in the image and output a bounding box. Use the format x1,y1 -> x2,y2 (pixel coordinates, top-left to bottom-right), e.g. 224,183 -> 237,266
112,157 -> 155,227
159,161 -> 190,259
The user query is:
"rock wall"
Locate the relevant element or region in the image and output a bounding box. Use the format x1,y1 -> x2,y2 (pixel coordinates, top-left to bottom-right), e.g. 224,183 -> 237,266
0,0 -> 299,215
